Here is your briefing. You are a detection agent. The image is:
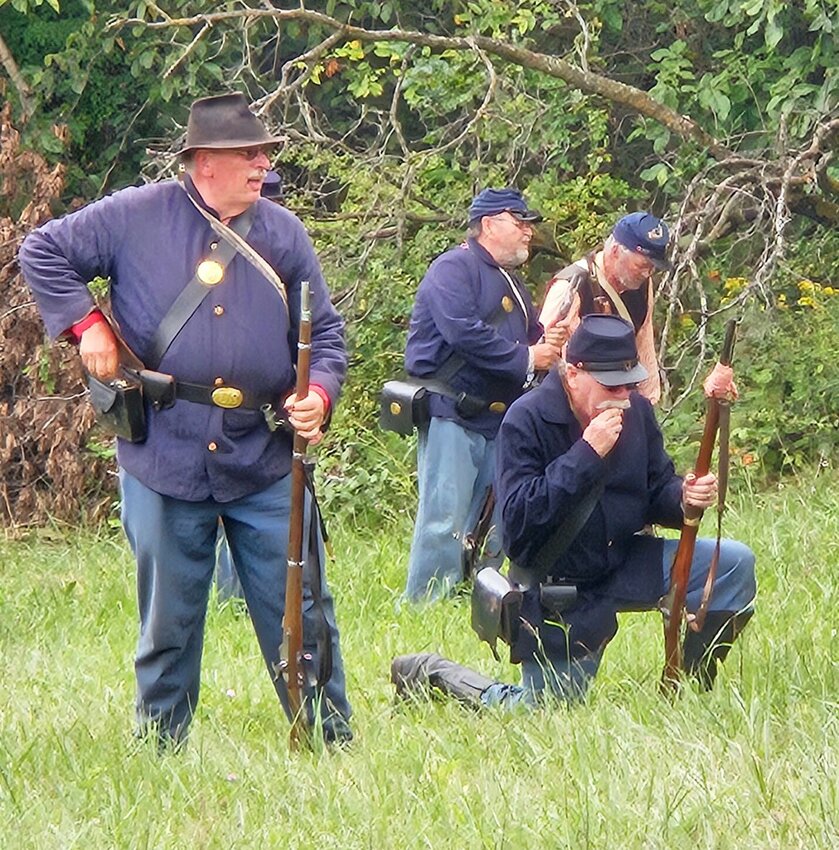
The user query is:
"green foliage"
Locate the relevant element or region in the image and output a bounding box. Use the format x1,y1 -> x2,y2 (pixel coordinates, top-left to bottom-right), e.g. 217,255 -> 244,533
732,282 -> 839,474
642,0 -> 838,145
660,222 -> 839,478
1,0 -> 168,197
3,0 -> 838,523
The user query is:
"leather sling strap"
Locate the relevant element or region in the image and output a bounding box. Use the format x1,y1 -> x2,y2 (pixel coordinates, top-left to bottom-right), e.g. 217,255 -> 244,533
587,254 -> 634,323
421,297 -> 510,400
423,257 -> 528,399
691,398 -> 732,630
506,479 -> 605,589
302,461 -> 333,689
147,205 -> 254,368
497,266 -> 530,334
183,187 -> 288,307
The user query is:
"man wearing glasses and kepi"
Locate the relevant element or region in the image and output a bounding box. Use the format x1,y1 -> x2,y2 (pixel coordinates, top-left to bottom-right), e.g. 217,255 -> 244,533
20,92 -> 353,748
402,187 -> 565,603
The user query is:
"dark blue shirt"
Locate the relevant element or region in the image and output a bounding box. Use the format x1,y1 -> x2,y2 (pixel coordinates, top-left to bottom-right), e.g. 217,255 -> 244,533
19,178 -> 347,502
496,369 -> 686,660
497,369 -> 684,593
405,238 -> 543,438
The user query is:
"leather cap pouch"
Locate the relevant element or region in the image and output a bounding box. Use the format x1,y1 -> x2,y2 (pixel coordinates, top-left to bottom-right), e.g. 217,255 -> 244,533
379,379 -> 430,435
87,371 -> 147,443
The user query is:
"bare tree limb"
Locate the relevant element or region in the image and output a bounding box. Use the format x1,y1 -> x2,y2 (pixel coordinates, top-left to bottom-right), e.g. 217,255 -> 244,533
108,5 -> 733,158
0,33 -> 35,123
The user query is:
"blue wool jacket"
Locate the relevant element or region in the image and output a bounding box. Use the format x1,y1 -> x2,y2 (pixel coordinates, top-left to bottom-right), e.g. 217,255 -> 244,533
19,177 -> 346,503
405,238 -> 543,438
496,369 -> 685,660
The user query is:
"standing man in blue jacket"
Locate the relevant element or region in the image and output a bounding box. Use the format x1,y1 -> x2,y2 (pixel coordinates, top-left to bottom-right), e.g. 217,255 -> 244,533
19,93 -> 353,747
403,188 -> 564,602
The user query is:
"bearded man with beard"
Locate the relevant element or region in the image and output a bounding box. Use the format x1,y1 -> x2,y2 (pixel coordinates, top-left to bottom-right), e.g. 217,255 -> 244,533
539,212 -> 673,404
402,188 -> 564,603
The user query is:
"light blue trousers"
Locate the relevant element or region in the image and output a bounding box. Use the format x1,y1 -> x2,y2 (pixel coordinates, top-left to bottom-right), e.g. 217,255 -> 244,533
483,536 -> 756,707
120,470 -> 352,742
404,417 -> 502,603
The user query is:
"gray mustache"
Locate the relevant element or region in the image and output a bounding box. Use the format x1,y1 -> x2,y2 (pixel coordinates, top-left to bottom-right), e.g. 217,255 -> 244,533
596,399 -> 631,411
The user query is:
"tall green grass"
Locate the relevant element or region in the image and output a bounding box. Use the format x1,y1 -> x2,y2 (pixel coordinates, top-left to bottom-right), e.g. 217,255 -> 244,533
1,469 -> 836,848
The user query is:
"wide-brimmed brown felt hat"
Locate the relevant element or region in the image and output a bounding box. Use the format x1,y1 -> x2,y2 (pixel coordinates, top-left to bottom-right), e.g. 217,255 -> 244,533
178,93 -> 287,154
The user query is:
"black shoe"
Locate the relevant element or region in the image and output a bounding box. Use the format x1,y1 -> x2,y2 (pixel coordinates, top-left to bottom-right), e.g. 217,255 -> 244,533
322,715 -> 354,748
683,609 -> 753,690
391,653 -> 496,707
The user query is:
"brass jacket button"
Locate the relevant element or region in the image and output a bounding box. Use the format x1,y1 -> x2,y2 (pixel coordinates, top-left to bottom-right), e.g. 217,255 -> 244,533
208,441 -> 218,452
213,305 -> 225,316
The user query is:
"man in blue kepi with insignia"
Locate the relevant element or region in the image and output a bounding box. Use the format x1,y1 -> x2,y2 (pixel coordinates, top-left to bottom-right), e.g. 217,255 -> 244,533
402,187 -> 566,603
20,92 -> 353,747
540,211 -> 671,404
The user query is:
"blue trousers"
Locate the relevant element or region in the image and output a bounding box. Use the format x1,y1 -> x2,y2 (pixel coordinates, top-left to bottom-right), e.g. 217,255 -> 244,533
404,417 -> 502,603
483,536 -> 756,707
120,470 -> 352,742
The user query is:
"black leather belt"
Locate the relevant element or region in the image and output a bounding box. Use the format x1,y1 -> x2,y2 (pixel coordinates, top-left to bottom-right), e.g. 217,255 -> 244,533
135,369 -> 288,432
174,380 -> 275,411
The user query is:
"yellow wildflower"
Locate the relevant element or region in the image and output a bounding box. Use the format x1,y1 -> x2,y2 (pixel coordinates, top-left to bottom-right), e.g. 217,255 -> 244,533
724,277 -> 747,293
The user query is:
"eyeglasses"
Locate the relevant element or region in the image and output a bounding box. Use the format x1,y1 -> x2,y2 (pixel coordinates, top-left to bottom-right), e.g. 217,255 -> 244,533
226,146 -> 274,161
604,382 -> 639,392
493,211 -> 534,231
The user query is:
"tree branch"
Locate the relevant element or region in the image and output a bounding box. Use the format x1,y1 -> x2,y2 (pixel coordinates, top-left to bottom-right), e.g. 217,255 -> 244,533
0,33 -> 35,123
109,5 -> 733,158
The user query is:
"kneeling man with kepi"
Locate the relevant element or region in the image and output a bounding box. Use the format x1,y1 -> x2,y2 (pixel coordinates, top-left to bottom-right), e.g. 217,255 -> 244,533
393,314 -> 755,707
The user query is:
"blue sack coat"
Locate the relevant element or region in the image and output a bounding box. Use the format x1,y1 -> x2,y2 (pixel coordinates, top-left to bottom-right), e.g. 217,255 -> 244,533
19,177 -> 346,503
405,239 -> 543,438
496,370 -> 685,662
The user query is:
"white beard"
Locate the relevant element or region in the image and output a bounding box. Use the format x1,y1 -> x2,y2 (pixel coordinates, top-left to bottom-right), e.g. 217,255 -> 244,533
500,245 -> 530,268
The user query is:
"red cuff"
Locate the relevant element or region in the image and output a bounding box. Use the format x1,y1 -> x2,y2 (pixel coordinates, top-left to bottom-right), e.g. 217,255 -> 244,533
310,384 -> 332,416
68,309 -> 106,342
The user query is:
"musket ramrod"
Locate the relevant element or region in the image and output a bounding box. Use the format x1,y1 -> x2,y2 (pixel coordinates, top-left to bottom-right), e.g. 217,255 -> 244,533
660,319 -> 737,691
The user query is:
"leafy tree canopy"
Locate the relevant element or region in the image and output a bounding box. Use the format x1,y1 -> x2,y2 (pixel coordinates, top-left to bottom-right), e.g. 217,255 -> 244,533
1,0 -> 837,523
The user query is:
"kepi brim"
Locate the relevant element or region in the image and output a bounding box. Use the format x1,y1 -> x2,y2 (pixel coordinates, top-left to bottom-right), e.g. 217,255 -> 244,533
589,361 -> 649,387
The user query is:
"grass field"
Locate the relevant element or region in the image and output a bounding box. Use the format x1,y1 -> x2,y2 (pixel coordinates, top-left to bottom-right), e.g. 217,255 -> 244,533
1,469 -> 836,849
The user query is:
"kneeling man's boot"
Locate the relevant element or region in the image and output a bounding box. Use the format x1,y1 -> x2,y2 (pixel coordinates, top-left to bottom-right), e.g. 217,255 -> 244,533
683,609 -> 753,690
391,653 -> 496,708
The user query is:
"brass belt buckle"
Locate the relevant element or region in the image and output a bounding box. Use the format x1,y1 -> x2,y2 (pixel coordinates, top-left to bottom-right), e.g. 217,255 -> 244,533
211,386 -> 244,409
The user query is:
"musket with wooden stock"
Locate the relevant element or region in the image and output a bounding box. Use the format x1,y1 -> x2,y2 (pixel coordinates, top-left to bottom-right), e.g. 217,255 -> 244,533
277,280 -> 314,750
660,319 -> 737,691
